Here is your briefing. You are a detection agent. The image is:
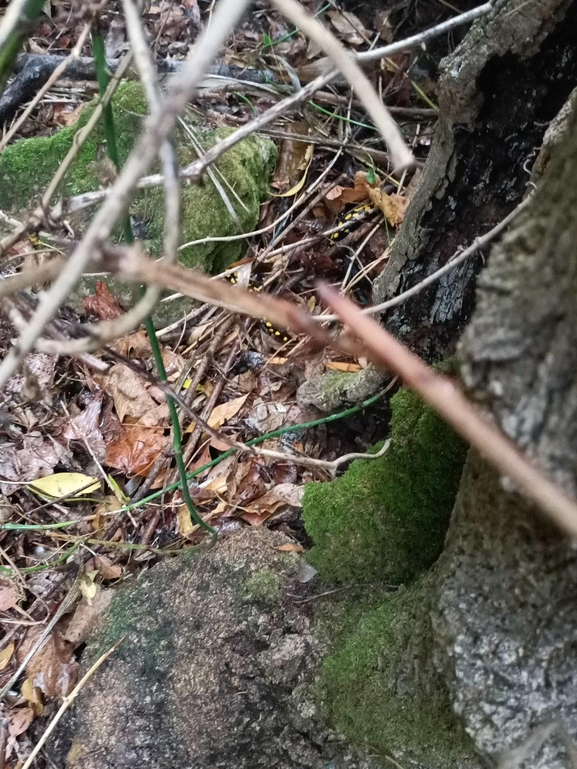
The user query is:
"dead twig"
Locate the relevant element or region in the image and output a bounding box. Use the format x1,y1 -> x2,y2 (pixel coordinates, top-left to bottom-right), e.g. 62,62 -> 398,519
0,0 -> 252,390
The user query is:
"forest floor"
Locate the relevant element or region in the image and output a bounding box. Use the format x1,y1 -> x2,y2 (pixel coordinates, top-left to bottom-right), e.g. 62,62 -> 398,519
0,0 -> 467,763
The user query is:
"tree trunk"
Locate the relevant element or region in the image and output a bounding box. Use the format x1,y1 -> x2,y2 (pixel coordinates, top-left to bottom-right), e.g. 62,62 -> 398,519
431,64 -> 577,769
374,0 -> 577,360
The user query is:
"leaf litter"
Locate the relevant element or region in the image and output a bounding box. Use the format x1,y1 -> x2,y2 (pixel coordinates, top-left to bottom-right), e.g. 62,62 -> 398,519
0,0 -> 452,758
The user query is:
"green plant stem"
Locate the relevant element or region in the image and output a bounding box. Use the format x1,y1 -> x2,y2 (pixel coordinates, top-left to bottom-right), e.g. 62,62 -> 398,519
1,391 -> 385,534
0,0 -> 46,90
91,26 -> 215,538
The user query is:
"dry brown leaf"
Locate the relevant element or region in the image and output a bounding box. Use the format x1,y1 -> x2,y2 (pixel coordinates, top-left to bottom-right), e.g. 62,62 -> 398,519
113,330 -> 153,359
18,628 -> 78,698
62,587 -> 114,648
0,433 -> 73,496
375,10 -> 393,42
105,425 -> 168,477
0,641 -> 15,671
21,676 -> 43,715
367,187 -> 410,227
327,10 -> 368,45
61,391 -> 105,461
0,581 -> 19,611
8,706 -> 34,737
5,353 -> 57,398
326,361 -> 362,373
207,394 -> 249,430
103,364 -> 162,423
277,543 -> 305,553
91,554 -> 122,580
83,281 -> 125,320
209,435 -> 233,452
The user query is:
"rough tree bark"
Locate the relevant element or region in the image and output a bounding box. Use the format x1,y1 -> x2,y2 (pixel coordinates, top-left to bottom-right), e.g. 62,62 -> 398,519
300,0 -> 577,412
429,54 -> 577,769
375,0 -> 577,359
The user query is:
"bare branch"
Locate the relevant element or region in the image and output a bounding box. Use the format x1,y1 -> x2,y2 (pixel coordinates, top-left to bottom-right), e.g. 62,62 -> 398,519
269,0 -> 413,170
0,0 -> 252,390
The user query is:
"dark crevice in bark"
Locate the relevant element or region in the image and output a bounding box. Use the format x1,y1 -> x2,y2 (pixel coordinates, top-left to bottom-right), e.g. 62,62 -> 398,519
382,2 -> 577,361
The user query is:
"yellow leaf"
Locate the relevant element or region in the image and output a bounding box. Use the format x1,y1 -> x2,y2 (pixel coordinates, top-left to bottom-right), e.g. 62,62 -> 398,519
0,642 -> 14,671
326,361 -> 362,373
78,571 -> 98,604
272,145 -> 314,198
107,474 -> 129,503
28,472 -> 100,500
177,506 -> 195,537
277,543 -> 305,553
207,394 -> 249,430
21,676 -> 43,715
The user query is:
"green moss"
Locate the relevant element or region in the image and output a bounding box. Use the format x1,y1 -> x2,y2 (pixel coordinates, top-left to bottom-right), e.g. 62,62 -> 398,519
303,385 -> 467,584
243,568 -> 283,606
0,83 -> 277,273
318,578 -> 478,768
135,128 -> 277,272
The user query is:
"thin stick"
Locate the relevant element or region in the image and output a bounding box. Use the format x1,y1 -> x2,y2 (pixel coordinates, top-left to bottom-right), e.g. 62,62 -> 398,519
317,196 -> 530,322
319,285 -> 577,539
28,3 -> 489,226
0,0 -> 251,390
21,637 -> 124,769
271,0 -> 414,169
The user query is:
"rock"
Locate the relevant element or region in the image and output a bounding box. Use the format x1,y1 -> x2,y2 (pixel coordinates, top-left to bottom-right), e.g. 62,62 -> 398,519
51,528 -> 374,769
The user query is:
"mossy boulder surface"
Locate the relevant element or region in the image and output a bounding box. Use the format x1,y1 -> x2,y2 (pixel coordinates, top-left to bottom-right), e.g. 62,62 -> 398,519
303,386 -> 467,584
316,578 -> 482,769
0,81 -> 277,273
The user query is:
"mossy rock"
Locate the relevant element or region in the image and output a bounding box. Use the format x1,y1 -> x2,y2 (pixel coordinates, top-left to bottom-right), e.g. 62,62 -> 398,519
0,82 -> 277,323
302,385 -> 467,584
316,577 -> 482,769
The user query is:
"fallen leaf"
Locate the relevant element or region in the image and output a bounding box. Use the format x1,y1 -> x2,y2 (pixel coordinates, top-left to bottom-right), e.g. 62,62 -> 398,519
113,330 -> 152,358
21,676 -> 43,715
103,364 -> 166,423
105,425 -> 168,476
62,587 -> 114,648
78,571 -> 98,604
61,392 -> 105,460
90,554 -> 122,580
367,188 -> 410,227
244,401 -> 289,433
83,281 -> 125,320
7,706 -> 34,737
0,642 -> 15,670
327,10 -> 368,45
0,433 -> 74,496
0,581 -> 19,611
207,394 -> 249,429
375,10 -> 393,42
28,472 -> 100,500
18,628 -> 79,699
4,353 -> 57,398
326,361 -> 362,373
177,505 -> 195,537
277,543 -> 305,553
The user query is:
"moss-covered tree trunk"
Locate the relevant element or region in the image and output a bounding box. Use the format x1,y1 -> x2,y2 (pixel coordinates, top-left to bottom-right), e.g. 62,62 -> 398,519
430,69 -> 577,768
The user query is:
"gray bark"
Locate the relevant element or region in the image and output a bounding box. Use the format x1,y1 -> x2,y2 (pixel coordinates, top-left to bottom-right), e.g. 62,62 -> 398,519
431,77 -> 577,768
